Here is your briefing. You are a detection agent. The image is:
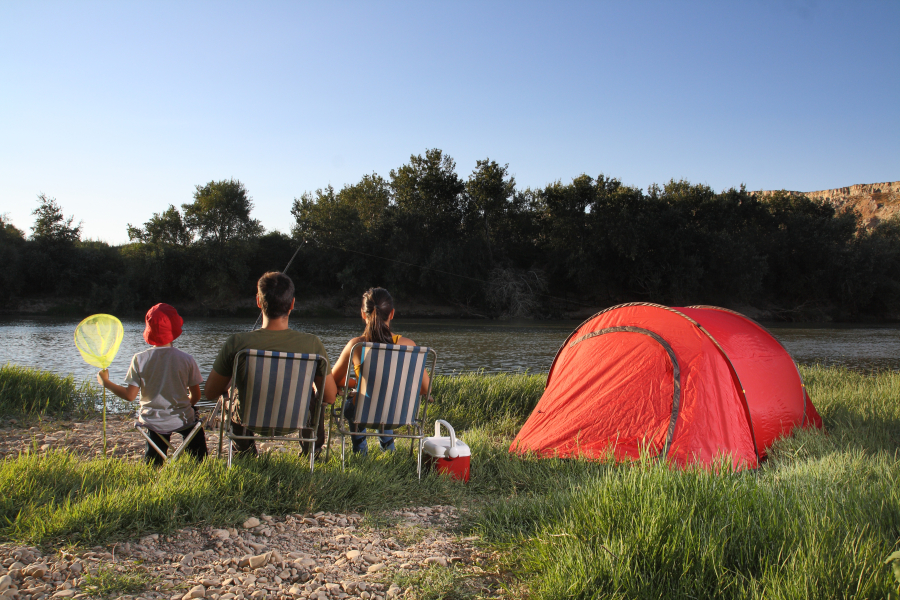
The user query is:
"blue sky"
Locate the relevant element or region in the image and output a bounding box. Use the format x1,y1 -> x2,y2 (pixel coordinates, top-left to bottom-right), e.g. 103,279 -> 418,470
2,1 -> 898,244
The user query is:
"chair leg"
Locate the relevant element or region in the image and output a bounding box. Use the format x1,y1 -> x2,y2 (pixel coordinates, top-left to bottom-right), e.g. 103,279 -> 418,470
138,427 -> 170,462
218,405 -> 226,458
171,422 -> 203,461
227,434 -> 233,469
417,437 -> 423,480
341,430 -> 346,472
324,409 -> 333,462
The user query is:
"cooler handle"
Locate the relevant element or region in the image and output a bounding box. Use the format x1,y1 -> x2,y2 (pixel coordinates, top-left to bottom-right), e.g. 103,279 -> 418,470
434,419 -> 460,458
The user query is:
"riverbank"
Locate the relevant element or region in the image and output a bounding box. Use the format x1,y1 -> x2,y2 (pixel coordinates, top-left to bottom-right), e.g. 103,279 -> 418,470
1,367 -> 899,598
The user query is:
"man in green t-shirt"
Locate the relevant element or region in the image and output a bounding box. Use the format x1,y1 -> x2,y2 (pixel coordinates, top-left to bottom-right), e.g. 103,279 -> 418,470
205,272 -> 337,456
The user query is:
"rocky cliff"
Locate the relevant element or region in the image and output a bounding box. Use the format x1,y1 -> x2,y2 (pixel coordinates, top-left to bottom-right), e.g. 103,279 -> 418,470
753,181 -> 900,227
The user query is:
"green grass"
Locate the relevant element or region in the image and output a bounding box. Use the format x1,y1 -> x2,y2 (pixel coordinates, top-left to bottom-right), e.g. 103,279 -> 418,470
1,367 -> 899,598
464,366 -> 900,599
429,371 -> 545,431
81,563 -> 157,598
0,449 -> 468,546
0,363 -> 100,419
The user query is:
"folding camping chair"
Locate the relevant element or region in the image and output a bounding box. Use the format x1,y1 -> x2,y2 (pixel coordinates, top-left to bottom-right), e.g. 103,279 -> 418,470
218,349 -> 327,471
134,396 -> 221,464
329,342 -> 437,478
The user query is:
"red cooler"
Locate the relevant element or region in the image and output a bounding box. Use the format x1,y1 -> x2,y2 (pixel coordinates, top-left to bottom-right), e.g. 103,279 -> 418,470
422,420 -> 470,482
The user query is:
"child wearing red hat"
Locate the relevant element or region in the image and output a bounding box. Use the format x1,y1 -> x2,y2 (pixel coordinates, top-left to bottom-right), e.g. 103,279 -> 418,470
97,303 -> 207,465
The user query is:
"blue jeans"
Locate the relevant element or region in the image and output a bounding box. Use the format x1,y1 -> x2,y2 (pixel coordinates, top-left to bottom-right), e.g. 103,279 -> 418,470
343,398 -> 395,455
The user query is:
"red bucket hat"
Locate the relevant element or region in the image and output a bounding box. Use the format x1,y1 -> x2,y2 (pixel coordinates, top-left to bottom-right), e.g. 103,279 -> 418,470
143,303 -> 183,346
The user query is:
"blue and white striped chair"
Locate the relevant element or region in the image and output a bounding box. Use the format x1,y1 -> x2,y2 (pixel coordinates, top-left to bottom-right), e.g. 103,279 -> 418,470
220,349 -> 327,471
331,342 -> 437,478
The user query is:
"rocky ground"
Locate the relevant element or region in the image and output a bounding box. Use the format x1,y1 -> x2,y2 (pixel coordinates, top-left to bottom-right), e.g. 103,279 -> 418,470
0,417 -> 506,599
0,414 -> 352,461
0,508 -> 501,600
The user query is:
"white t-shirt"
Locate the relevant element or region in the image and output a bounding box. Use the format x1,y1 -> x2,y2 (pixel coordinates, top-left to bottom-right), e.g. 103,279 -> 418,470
124,346 -> 203,432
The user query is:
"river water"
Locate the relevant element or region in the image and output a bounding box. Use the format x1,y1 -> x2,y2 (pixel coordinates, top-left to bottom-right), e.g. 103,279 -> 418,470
1,316 -> 899,382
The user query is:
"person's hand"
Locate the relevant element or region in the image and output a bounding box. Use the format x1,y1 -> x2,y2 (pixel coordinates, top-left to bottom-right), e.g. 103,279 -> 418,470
97,369 -> 110,386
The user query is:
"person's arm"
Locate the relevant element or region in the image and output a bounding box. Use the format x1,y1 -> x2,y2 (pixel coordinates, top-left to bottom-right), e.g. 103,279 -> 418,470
188,384 -> 202,406
331,337 -> 362,390
313,373 -> 338,405
205,369 -> 231,401
420,367 -> 431,397
97,369 -> 140,402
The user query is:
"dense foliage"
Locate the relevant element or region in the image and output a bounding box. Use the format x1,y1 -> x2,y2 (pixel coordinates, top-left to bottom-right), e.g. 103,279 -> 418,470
4,152 -> 900,319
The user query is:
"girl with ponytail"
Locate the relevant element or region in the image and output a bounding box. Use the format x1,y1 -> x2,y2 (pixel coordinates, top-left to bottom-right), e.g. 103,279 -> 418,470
332,287 -> 430,455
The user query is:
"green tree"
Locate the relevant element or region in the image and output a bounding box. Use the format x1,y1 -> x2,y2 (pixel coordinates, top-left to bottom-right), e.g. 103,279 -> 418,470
127,205 -> 192,245
756,190 -> 858,310
30,194 -> 81,244
390,149 -> 465,240
1,213 -> 25,241
0,214 -> 25,302
182,179 -> 263,244
339,174 -> 392,232
464,159 -> 516,264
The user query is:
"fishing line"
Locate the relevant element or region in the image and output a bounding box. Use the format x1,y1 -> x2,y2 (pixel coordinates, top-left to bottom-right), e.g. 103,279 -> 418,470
312,240 -> 596,309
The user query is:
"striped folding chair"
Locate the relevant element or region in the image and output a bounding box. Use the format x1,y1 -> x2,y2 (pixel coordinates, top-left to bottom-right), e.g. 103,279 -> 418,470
219,349 -> 327,471
330,342 -> 437,478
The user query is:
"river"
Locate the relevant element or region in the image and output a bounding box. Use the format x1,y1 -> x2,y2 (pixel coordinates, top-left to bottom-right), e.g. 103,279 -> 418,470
1,316 -> 898,382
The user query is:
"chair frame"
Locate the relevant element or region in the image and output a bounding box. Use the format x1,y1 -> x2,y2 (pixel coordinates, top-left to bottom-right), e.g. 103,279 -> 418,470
328,342 -> 437,478
135,399 -> 221,464
218,349 -> 327,471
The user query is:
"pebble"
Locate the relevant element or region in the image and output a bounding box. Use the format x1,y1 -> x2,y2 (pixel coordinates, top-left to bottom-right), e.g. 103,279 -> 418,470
248,553 -> 269,569
242,518 -> 261,529
183,584 -> 206,599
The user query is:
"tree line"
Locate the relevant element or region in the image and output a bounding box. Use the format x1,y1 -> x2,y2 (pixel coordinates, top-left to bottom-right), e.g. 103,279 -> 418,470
3,149 -> 900,320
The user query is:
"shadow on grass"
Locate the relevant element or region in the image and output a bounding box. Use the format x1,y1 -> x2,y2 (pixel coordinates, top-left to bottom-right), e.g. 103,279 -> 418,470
0,447 -> 468,547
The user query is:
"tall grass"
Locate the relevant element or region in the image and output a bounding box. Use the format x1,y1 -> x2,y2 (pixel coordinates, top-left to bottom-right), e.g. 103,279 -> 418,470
465,365 -> 900,599
430,372 -> 545,432
0,363 -> 99,418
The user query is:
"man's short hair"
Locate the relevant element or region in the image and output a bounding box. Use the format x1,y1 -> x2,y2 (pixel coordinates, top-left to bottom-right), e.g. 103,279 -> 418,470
257,272 -> 294,319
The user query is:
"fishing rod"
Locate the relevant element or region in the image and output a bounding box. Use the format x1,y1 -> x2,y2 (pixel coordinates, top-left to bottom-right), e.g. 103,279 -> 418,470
253,238 -> 596,332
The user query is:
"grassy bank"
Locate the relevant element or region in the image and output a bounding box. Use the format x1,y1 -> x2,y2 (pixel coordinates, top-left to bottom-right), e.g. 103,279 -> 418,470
0,363 -> 100,419
1,367 -> 899,598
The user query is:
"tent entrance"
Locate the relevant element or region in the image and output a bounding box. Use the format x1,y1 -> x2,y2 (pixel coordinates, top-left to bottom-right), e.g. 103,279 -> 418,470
537,327 -> 680,460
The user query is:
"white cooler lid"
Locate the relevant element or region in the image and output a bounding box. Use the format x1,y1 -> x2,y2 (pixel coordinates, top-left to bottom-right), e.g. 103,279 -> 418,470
423,436 -> 471,459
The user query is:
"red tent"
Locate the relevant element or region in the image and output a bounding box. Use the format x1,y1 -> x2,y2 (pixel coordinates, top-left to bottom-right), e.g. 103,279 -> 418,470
511,303 -> 822,470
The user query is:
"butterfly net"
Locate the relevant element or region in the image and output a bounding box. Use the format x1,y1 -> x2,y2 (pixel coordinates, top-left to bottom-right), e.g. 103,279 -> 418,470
74,314 -> 124,369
